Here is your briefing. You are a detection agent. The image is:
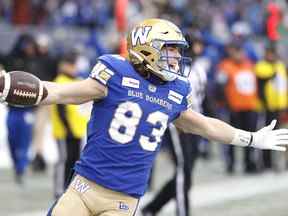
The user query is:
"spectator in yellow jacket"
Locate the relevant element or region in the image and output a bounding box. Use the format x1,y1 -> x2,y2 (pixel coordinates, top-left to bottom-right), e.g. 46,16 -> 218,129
51,53 -> 89,198
255,46 -> 288,170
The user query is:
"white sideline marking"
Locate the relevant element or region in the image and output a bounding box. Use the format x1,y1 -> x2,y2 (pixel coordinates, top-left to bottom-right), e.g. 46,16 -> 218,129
14,212 -> 45,216
192,172 -> 288,207
140,172 -> 288,215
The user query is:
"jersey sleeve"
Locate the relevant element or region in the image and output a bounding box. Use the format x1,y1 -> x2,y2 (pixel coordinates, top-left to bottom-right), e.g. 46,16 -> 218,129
182,81 -> 194,111
89,61 -> 115,86
171,82 -> 193,121
185,89 -> 193,109
173,76 -> 193,111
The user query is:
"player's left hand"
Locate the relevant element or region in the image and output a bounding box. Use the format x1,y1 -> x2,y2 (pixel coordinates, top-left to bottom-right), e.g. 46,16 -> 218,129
252,120 -> 288,151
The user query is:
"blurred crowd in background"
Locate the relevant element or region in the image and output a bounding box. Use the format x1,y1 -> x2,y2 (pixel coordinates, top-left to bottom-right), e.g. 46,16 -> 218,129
1,0 -> 288,210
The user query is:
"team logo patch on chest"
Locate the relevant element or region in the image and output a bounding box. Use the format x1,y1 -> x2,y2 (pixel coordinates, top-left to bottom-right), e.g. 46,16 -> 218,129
168,90 -> 183,104
122,77 -> 140,89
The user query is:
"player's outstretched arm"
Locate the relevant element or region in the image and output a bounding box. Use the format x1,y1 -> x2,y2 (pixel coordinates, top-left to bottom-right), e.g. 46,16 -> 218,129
41,78 -> 107,105
174,109 -> 288,151
0,71 -> 107,106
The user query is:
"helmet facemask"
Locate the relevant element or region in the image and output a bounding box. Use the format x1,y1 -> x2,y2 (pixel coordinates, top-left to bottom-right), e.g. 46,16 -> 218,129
153,40 -> 192,81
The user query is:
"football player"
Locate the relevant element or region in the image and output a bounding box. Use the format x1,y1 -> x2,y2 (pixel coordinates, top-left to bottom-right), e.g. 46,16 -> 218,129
1,19 -> 288,216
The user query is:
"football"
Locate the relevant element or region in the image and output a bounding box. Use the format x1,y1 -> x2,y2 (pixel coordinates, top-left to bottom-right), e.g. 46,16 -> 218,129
0,71 -> 48,106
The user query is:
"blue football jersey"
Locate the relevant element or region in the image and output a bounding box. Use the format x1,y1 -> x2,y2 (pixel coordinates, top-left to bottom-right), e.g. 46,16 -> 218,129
74,54 -> 191,197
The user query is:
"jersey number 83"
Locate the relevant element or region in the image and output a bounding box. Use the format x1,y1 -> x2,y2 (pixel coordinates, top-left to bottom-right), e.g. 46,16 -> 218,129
108,101 -> 168,151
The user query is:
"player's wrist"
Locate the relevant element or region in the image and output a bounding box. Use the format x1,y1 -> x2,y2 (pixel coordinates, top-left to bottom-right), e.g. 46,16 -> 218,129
230,129 -> 253,147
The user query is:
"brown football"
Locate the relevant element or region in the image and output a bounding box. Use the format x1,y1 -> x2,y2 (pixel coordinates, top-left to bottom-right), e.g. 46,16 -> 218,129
0,71 -> 47,106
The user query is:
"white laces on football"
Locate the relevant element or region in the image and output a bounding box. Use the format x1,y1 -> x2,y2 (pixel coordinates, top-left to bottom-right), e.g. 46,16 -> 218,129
252,120 -> 288,151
